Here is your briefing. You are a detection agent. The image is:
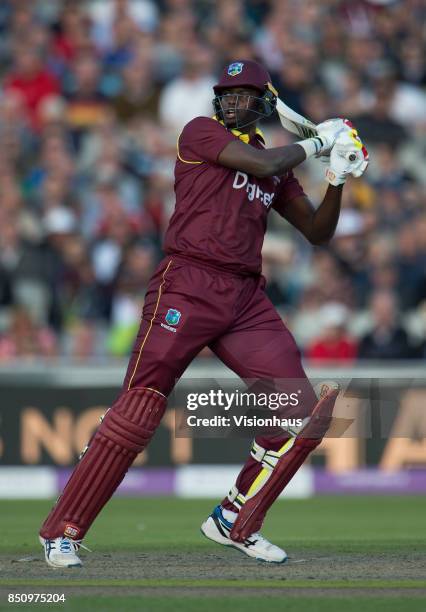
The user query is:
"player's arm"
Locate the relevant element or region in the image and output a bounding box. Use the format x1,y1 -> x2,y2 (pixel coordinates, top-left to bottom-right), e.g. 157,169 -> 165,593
281,187 -> 343,246
276,130 -> 369,245
218,137 -> 330,178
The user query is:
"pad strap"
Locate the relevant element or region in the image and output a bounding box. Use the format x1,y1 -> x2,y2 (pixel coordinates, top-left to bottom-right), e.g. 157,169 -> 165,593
227,485 -> 246,510
228,439 -> 293,511
250,441 -> 282,470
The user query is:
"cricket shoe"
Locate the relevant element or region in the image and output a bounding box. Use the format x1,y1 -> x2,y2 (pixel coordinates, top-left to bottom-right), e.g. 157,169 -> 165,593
201,505 -> 287,563
39,535 -> 83,568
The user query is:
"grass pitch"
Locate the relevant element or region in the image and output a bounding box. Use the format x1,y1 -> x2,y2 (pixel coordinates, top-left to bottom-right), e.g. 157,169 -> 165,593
0,496 -> 425,611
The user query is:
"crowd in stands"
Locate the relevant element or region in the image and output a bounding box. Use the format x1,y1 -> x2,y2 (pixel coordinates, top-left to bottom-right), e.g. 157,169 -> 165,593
0,0 -> 424,363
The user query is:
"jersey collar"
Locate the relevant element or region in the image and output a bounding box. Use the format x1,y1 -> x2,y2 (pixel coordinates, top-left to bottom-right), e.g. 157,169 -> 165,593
213,115 -> 265,145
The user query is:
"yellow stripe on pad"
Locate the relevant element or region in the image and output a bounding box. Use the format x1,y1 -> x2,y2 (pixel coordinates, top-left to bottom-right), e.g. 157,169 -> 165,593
246,437 -> 295,498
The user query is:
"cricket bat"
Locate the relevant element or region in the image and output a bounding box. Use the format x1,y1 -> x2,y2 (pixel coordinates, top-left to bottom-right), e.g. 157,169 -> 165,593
276,98 -> 318,139
276,98 -> 357,161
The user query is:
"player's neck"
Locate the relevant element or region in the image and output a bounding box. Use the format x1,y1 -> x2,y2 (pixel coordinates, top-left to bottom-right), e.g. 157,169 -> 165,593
240,124 -> 257,139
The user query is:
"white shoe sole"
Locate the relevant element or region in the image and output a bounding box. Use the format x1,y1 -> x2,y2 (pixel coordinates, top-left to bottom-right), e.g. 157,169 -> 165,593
200,517 -> 287,564
39,536 -> 82,569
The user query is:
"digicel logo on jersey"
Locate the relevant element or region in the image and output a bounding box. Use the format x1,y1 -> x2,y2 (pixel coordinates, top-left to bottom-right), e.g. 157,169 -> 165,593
232,171 -> 275,208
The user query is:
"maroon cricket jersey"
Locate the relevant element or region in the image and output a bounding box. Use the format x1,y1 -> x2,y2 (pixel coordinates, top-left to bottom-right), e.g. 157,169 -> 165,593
163,116 -> 306,275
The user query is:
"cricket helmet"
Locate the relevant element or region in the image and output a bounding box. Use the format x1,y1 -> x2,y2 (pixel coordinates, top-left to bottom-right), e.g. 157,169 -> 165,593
213,59 -> 277,129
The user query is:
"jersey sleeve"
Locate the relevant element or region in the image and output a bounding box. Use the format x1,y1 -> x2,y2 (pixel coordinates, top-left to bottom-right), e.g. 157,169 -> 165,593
177,117 -> 236,165
272,171 -> 307,217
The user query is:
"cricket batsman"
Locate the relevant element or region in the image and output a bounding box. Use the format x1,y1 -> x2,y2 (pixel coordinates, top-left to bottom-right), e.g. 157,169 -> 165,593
38,60 -> 368,567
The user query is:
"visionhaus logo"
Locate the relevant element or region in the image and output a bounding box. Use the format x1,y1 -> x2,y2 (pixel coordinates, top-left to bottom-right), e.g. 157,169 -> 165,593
186,413 -> 303,430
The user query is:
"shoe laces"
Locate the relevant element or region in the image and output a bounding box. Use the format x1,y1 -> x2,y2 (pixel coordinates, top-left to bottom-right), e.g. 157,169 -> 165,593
58,538 -> 73,554
59,537 -> 92,553
74,539 -> 92,552
250,532 -> 274,549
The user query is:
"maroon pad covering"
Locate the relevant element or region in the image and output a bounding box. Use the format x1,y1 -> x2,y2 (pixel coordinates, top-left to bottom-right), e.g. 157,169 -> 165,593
230,387 -> 339,542
40,388 -> 166,541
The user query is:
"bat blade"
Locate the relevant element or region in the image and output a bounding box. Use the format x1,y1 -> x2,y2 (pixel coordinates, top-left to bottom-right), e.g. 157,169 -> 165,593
276,98 -> 318,139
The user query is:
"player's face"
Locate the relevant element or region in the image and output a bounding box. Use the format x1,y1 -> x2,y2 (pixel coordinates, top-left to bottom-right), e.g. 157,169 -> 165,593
218,86 -> 263,129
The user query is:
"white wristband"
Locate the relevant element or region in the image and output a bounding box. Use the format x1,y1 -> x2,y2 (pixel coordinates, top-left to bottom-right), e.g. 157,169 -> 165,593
296,137 -> 322,159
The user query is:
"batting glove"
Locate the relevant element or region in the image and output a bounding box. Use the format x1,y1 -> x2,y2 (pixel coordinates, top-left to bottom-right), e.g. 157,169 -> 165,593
316,118 -> 349,156
325,128 -> 369,186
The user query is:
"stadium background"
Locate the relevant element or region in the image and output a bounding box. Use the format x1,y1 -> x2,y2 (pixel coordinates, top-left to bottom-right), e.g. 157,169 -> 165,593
0,0 -> 425,505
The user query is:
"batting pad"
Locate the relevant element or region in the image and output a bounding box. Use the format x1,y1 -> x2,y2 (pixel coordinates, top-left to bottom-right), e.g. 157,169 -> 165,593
230,386 -> 339,542
40,388 -> 167,541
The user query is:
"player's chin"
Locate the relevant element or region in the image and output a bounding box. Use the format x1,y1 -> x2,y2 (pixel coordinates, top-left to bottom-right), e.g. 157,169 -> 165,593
224,119 -> 238,129
223,112 -> 250,129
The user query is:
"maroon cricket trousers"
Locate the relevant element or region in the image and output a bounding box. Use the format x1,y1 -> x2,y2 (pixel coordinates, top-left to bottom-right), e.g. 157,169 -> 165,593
40,255 -> 317,540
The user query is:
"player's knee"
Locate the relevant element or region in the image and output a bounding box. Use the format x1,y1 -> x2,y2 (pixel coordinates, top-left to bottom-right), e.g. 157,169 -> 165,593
96,388 -> 167,454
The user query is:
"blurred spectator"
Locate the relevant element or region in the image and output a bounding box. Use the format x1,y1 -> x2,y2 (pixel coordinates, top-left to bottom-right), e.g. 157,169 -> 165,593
107,241 -> 156,355
0,213 -> 48,322
396,220 -> 426,310
4,44 -> 60,131
275,57 -> 318,119
81,178 -> 141,241
64,52 -> 110,146
51,4 -> 94,68
352,78 -> 407,147
88,0 -> 158,53
398,37 -> 425,86
24,132 -> 75,199
0,90 -> 34,165
64,319 -> 102,362
112,57 -> 160,123
262,260 -> 290,309
0,306 -> 57,361
159,47 -> 216,134
59,233 -> 107,323
358,290 -> 416,360
369,143 -> 413,189
310,250 -> 357,308
306,303 -> 358,363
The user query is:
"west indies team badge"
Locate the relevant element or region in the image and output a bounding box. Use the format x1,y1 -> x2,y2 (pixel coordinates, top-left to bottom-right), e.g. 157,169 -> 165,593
165,308 -> 181,326
228,62 -> 244,76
